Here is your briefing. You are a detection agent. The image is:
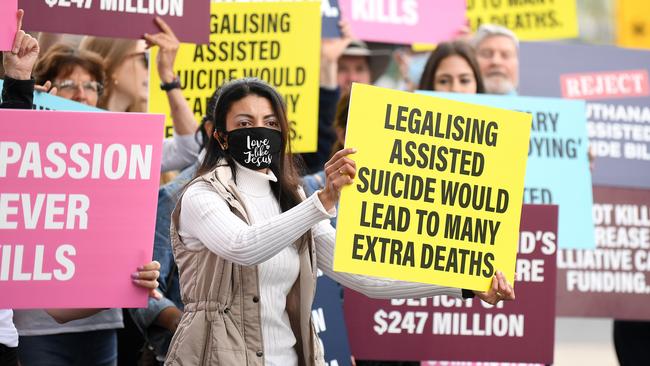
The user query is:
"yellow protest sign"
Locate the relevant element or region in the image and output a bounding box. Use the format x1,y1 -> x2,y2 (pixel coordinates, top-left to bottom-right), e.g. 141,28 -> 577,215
334,83 -> 531,291
616,0 -> 650,48
149,1 -> 321,153
466,0 -> 578,40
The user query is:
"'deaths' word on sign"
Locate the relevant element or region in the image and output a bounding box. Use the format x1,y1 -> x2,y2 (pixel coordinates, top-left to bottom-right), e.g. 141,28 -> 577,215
149,1 -> 321,153
0,110 -> 163,309
334,84 -> 532,292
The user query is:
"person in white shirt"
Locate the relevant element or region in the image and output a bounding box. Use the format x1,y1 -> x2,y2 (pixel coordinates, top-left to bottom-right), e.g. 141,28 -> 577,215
169,78 -> 515,366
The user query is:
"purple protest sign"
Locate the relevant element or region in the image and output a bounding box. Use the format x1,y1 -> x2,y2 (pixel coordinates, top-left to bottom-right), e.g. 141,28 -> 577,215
557,186 -> 650,319
0,0 -> 18,51
18,0 -> 209,44
344,205 -> 558,364
519,42 -> 650,189
338,0 -> 466,45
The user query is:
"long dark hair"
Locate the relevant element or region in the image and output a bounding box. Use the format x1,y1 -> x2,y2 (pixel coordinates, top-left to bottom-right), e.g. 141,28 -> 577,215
196,78 -> 303,213
418,40 -> 485,93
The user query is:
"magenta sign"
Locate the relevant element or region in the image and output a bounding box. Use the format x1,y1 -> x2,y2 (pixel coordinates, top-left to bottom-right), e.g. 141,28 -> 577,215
18,0 -> 210,44
344,205 -> 558,364
0,110 -> 163,308
338,0 -> 466,45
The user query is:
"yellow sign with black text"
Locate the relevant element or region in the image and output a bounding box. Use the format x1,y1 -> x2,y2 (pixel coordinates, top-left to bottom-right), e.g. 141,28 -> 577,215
466,0 -> 578,40
334,84 -> 531,292
149,1 -> 321,153
616,0 -> 650,49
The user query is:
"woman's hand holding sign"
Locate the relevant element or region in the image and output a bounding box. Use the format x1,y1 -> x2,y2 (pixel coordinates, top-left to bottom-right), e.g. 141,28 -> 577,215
319,148 -> 357,211
474,270 -> 515,305
3,9 -> 39,80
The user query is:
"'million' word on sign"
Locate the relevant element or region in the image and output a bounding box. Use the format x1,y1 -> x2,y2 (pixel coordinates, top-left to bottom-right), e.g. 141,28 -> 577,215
19,0 -> 209,43
334,84 -> 532,292
0,110 -> 163,309
43,0 -> 183,16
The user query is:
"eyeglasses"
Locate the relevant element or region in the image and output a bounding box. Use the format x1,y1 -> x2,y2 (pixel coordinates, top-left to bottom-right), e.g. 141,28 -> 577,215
53,80 -> 104,96
127,51 -> 149,69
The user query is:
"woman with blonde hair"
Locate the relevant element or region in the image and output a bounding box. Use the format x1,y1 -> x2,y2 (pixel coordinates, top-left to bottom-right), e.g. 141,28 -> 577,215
80,37 -> 148,112
80,18 -> 202,173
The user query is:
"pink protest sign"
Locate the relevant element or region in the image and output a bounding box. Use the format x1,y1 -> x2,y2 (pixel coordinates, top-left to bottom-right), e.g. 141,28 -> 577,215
0,110 -> 163,309
345,205 -> 558,364
18,0 -> 210,44
338,0 -> 466,45
0,0 -> 18,51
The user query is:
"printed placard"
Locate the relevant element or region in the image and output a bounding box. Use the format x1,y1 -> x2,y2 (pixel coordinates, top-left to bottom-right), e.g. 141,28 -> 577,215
467,0 -> 578,40
0,0 -> 18,51
519,42 -> 650,189
345,205 -> 558,364
616,0 -> 650,49
338,0 -> 466,45
557,186 -> 650,319
0,110 -> 163,308
417,91 -> 593,249
18,0 -> 210,44
149,1 -> 321,153
334,83 -> 531,292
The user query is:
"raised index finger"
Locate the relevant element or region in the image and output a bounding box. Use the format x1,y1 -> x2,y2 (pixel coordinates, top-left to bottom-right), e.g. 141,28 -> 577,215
155,16 -> 175,37
16,9 -> 24,33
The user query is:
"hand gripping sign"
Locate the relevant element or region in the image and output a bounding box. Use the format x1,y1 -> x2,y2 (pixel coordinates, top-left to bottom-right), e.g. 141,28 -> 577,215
334,84 -> 532,292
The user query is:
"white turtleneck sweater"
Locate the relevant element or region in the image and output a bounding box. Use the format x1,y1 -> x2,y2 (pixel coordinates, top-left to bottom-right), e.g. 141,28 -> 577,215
178,163 -> 462,366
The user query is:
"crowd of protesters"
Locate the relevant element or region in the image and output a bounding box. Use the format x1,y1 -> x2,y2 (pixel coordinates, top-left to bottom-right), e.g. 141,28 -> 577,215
1,6 -> 647,366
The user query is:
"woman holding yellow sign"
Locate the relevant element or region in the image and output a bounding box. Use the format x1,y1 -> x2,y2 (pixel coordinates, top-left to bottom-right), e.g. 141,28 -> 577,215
167,77 -> 514,365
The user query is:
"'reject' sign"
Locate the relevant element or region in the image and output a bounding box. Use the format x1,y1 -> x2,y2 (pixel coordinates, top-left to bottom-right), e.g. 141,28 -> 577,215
334,84 -> 531,291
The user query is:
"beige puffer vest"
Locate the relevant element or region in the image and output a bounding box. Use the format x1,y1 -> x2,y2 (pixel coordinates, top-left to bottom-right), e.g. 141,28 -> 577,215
165,164 -> 325,366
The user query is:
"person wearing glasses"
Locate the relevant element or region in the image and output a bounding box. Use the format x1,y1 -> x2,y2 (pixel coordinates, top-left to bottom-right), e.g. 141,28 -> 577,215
33,44 -> 105,107
79,18 -> 200,174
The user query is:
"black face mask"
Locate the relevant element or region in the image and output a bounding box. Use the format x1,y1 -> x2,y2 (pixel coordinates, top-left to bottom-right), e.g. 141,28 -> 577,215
226,127 -> 282,170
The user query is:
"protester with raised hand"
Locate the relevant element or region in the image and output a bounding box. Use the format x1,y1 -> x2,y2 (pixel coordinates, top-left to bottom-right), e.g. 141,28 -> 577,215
80,17 -> 200,173
165,78 -> 514,365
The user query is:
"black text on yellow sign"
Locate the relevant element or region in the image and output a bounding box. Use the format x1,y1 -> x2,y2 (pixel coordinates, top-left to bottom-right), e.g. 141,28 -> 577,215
149,1 -> 321,153
334,83 -> 532,291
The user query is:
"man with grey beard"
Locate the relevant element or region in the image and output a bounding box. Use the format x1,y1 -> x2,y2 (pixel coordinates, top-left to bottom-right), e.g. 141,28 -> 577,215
473,24 -> 520,95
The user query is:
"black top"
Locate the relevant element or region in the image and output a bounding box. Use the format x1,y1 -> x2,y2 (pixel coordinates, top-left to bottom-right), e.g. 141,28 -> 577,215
0,77 -> 35,109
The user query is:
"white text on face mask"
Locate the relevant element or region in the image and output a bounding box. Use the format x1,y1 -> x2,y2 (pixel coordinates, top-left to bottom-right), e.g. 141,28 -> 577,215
244,136 -> 272,167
